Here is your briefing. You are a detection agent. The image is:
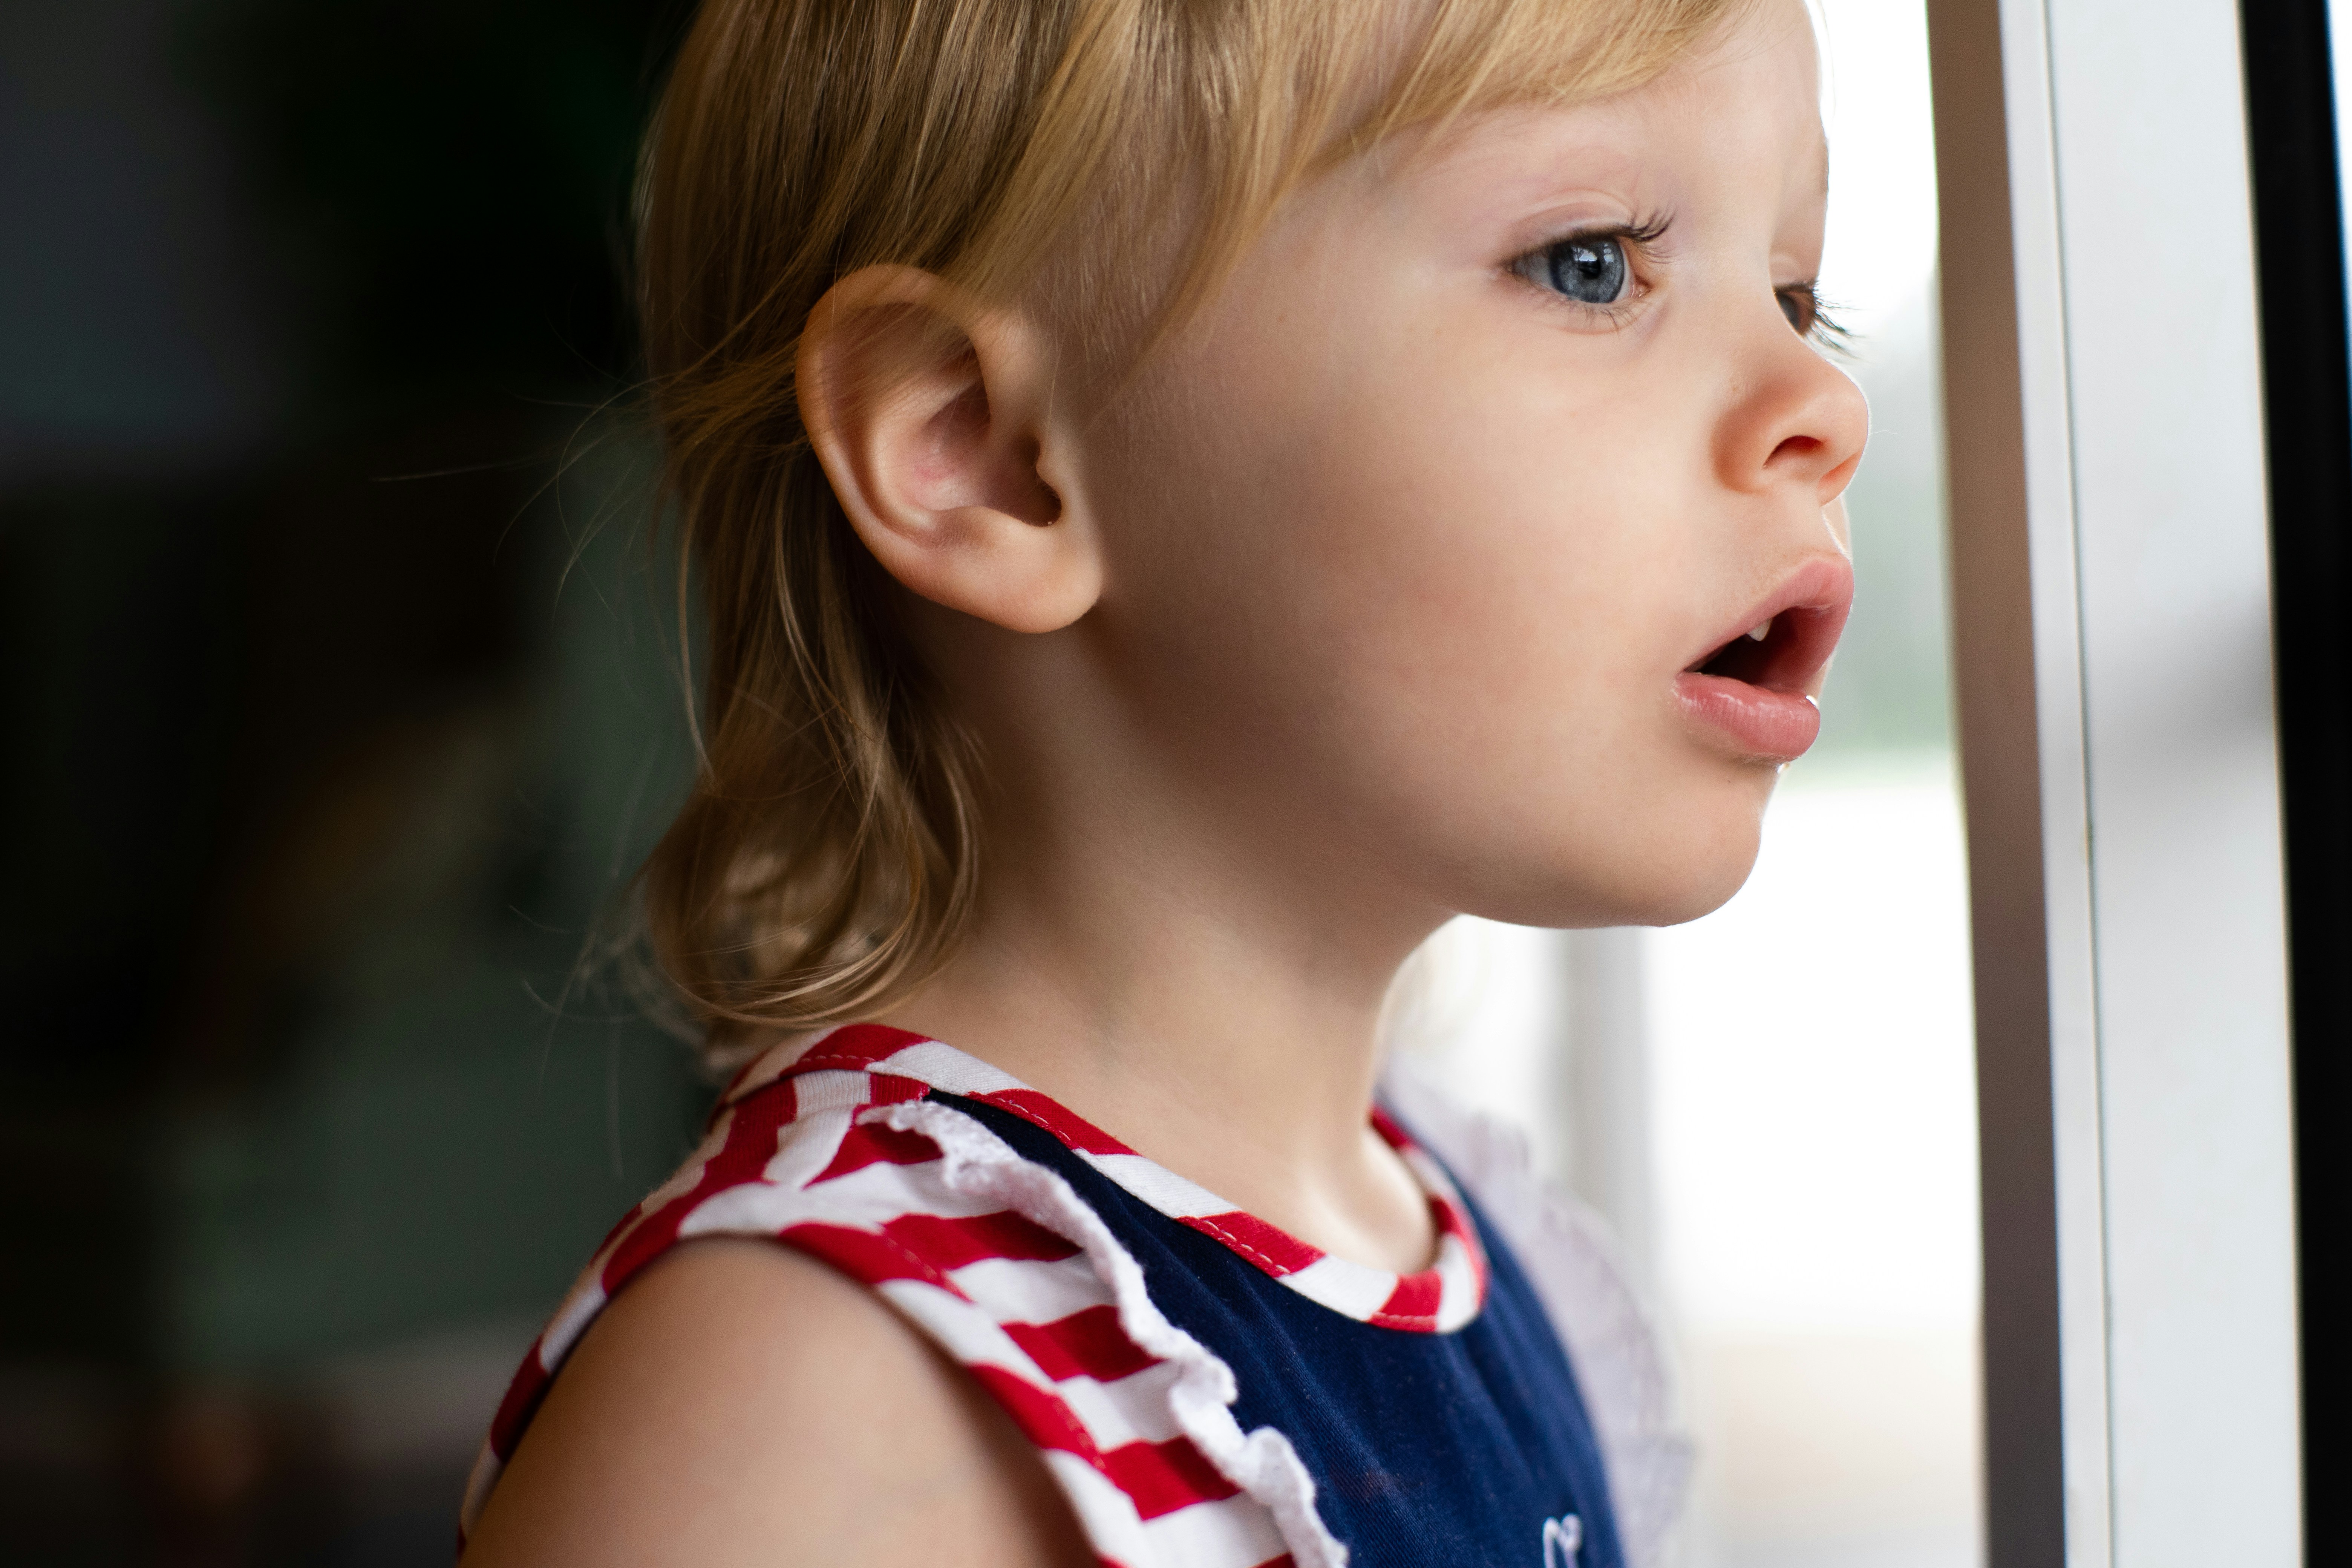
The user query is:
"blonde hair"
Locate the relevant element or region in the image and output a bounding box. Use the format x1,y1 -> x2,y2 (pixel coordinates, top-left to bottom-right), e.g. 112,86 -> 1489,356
637,0 -> 1747,1069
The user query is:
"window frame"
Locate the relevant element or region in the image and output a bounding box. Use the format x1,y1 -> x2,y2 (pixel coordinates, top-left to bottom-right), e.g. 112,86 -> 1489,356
1928,1 -> 2306,1562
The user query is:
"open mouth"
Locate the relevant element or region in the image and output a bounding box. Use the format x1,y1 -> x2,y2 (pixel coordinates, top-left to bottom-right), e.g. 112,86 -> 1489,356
1683,601 -> 1844,693
1675,560 -> 1855,761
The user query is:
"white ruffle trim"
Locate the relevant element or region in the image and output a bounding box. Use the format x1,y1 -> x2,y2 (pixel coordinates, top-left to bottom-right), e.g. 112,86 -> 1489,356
871,1100 -> 1351,1568
1376,1061 -> 1693,1568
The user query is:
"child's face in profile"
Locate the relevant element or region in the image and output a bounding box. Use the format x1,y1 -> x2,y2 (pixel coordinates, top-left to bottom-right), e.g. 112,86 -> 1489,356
1076,0 -> 1863,930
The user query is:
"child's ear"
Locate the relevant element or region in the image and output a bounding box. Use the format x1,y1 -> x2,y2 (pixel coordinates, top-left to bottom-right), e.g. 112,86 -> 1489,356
796,265 -> 1102,635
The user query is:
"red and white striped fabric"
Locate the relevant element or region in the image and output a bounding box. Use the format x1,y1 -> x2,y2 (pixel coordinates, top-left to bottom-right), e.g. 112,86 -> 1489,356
459,1023 -> 1489,1568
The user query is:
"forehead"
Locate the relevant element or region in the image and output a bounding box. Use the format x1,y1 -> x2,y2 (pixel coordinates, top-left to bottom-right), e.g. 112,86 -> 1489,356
1394,2 -> 1827,220
1634,0 -> 1825,168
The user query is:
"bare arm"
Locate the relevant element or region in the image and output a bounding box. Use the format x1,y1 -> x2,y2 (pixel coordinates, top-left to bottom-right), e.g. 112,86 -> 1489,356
459,1239 -> 1095,1568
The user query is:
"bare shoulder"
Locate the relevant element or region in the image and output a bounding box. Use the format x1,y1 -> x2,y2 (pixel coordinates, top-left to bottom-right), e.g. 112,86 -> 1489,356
459,1238 -> 1094,1568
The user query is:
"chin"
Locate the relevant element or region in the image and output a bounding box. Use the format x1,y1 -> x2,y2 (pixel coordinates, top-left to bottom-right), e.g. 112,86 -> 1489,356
1454,821 -> 1763,932
1636,807 -> 1770,925
1415,757 -> 1775,928
1635,855 -> 1759,928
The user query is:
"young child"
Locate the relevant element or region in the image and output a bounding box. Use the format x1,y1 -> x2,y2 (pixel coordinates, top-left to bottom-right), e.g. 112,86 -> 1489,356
458,0 -> 1862,1562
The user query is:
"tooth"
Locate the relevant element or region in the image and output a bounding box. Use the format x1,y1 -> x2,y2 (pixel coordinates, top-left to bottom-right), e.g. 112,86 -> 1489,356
1746,621 -> 1772,642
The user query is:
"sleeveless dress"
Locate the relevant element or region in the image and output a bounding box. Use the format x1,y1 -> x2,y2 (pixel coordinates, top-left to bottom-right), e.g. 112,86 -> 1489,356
460,1024 -> 1688,1567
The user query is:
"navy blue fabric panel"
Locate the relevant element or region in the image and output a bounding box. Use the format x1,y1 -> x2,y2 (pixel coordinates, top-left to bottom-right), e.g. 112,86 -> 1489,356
937,1093 -> 1625,1568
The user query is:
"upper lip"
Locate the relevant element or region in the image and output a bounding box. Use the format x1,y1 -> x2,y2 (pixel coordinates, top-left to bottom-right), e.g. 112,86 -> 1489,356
1680,556 -> 1856,692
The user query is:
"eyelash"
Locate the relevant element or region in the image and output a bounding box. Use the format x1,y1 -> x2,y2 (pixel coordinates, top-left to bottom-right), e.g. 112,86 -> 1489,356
1511,217 -> 1854,352
1778,281 -> 1852,353
1511,215 -> 1673,328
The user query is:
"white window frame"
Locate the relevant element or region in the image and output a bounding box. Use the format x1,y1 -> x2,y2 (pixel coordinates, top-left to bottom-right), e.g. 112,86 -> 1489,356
1928,1 -> 2304,1563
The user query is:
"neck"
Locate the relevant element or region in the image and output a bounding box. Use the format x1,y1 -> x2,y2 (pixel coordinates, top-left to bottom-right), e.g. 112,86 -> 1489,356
880,712 -> 1447,1272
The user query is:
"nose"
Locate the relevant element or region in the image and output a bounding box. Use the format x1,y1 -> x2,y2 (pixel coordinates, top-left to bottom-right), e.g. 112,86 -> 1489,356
1713,316 -> 1871,507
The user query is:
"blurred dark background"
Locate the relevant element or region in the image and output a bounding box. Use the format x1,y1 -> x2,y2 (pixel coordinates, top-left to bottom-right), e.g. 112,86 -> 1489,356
1,3 -> 705,1562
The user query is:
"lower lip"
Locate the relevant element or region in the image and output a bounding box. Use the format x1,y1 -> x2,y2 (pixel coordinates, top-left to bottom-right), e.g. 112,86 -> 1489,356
1675,672 -> 1822,762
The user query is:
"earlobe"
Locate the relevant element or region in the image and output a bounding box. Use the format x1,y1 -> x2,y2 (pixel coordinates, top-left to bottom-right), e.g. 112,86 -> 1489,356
796,266 -> 1103,635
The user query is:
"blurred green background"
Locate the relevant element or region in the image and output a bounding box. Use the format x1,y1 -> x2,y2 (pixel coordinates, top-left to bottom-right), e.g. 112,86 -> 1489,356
0,3 -> 1951,1562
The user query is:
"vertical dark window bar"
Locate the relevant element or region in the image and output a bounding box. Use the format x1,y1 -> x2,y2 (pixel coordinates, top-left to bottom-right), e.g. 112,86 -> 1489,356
2239,1 -> 2349,1553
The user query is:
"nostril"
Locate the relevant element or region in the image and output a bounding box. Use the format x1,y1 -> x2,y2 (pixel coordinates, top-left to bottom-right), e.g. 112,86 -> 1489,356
1820,450 -> 1864,499
1767,433 -> 1825,468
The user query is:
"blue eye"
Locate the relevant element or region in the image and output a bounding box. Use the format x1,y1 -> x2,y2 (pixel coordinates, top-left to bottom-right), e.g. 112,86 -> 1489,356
1530,234 -> 1629,305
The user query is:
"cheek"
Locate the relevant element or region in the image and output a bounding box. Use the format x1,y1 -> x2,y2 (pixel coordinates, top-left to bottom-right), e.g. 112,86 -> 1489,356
1088,292 -> 1769,921
1216,317 -> 1682,733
